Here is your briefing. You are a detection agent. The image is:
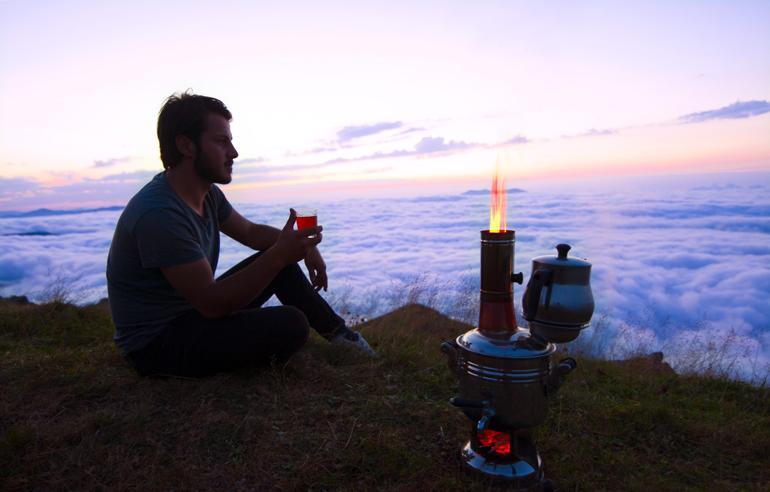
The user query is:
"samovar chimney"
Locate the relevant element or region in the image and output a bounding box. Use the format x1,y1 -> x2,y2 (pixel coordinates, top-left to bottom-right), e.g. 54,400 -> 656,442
478,229 -> 523,338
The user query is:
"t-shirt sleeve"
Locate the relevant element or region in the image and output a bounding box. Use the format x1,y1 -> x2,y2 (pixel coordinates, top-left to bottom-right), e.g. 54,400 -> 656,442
133,208 -> 205,268
211,185 -> 233,223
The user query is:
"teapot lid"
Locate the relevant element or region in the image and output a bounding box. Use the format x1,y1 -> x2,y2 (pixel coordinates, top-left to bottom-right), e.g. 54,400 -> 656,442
532,244 -> 591,268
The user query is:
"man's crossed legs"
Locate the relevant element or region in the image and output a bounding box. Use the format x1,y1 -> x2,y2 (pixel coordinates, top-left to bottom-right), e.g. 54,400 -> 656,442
127,252 -> 373,378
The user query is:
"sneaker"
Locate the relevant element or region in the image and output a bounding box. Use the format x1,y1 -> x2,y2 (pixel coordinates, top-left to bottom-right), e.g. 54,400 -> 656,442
331,328 -> 377,357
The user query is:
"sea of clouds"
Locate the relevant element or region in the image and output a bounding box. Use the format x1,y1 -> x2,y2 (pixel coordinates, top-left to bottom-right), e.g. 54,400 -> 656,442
1,174 -> 769,381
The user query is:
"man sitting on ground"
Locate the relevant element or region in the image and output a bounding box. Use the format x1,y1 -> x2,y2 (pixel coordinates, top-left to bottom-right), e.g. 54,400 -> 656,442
106,92 -> 374,378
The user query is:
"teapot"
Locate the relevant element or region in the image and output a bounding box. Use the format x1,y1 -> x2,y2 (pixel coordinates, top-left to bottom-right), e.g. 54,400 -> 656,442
522,244 -> 594,342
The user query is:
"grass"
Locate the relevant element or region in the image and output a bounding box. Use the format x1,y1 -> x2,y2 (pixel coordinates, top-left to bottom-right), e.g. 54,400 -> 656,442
1,298 -> 769,491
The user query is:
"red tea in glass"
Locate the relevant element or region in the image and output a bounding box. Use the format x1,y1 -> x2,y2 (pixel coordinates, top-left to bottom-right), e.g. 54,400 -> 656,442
296,214 -> 317,230
296,209 -> 318,231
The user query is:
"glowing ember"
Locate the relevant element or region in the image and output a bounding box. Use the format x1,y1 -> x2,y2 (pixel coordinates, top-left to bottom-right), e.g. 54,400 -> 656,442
489,157 -> 506,232
477,428 -> 511,455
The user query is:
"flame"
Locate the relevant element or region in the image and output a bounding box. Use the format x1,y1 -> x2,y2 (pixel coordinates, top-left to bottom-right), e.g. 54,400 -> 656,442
488,157 -> 506,232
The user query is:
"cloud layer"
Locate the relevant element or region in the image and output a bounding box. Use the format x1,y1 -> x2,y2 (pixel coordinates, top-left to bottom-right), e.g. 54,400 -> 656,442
1,174 -> 769,380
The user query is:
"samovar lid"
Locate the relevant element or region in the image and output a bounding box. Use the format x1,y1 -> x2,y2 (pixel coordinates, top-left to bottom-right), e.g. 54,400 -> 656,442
457,328 -> 555,359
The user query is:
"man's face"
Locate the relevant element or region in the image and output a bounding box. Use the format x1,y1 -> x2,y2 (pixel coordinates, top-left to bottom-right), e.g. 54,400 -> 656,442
193,114 -> 239,185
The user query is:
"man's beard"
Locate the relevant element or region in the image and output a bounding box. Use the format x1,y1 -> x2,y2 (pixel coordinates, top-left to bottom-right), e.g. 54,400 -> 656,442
193,147 -> 232,185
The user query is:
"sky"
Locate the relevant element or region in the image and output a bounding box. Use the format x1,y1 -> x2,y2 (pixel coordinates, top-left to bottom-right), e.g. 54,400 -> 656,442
1,0 -> 770,210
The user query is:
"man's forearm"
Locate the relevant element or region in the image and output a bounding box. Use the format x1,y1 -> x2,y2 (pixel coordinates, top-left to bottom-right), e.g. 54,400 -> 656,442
204,246 -> 286,318
242,224 -> 280,251
200,220 -> 318,318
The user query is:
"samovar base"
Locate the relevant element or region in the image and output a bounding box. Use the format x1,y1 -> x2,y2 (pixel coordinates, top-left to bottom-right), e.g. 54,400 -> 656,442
460,437 -> 551,491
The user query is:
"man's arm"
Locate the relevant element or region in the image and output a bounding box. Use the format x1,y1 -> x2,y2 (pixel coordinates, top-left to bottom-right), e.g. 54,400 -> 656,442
220,209 -> 280,251
220,208 -> 328,291
161,210 -> 322,319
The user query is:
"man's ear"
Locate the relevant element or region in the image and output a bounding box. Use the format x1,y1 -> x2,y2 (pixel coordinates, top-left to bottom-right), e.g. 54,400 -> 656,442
175,135 -> 196,159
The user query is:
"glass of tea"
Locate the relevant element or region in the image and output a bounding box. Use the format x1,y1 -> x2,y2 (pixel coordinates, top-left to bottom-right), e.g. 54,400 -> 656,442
295,209 -> 318,235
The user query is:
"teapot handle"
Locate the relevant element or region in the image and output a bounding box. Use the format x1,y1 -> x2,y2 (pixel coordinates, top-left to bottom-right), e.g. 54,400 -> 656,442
523,268 -> 552,319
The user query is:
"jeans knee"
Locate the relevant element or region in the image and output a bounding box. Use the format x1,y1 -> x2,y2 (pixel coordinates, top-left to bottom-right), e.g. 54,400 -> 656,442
277,262 -> 304,282
278,306 -> 310,346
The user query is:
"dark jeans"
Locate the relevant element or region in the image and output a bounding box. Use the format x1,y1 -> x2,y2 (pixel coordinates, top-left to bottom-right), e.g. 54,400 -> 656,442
127,252 -> 345,378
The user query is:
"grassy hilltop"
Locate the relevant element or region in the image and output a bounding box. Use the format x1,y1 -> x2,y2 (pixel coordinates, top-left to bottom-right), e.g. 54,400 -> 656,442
1,299 -> 769,491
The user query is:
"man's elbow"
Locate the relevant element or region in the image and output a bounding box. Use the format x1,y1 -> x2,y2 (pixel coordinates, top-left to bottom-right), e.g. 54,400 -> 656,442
198,307 -> 228,319
192,296 -> 232,320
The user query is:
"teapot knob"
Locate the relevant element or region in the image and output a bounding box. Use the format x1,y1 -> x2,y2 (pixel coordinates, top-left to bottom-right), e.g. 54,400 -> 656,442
556,243 -> 571,260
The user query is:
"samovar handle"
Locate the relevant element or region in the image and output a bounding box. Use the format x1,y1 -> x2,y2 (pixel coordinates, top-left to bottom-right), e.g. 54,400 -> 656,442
440,340 -> 460,376
546,357 -> 577,395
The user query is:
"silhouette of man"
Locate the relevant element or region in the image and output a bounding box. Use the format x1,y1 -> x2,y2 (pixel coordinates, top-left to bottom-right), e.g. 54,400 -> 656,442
106,92 -> 374,377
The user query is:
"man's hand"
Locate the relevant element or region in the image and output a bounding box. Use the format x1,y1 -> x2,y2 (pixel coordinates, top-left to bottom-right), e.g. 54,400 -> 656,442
273,209 -> 323,266
304,247 -> 328,291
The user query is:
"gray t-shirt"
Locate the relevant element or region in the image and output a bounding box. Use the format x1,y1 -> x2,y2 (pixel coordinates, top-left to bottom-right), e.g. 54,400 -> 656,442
106,172 -> 233,355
